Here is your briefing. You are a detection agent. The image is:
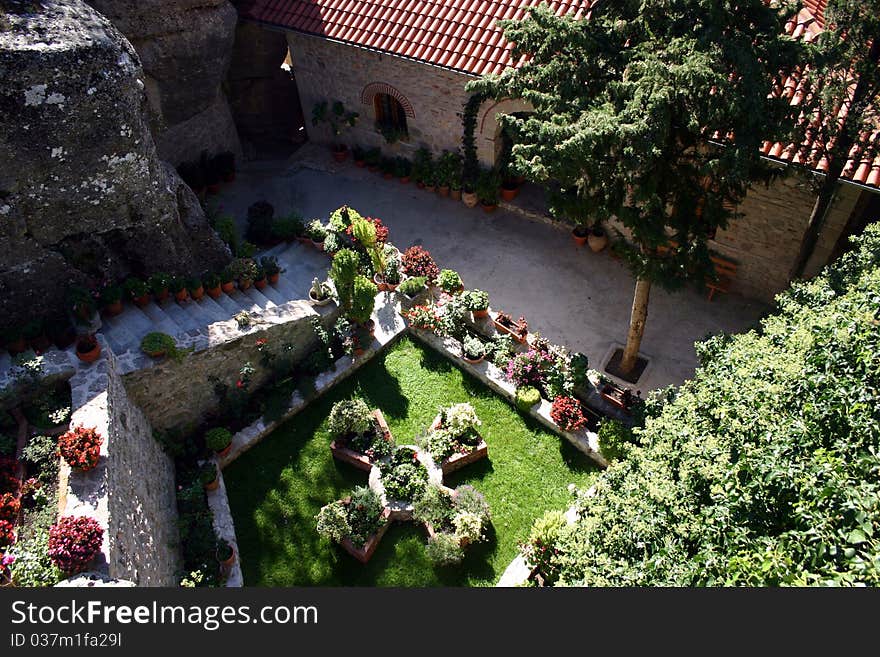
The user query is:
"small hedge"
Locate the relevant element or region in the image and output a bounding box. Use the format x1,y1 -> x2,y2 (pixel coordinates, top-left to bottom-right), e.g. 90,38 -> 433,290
515,386 -> 541,412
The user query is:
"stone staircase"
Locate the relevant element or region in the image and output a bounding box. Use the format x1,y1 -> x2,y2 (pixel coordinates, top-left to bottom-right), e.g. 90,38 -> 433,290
98,241 -> 330,356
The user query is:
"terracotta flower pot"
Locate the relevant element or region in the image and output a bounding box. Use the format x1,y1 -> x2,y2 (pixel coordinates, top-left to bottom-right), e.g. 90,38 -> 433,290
501,185 -> 520,201
6,337 -> 27,354
103,301 -> 123,317
174,289 -> 188,303
332,147 -> 348,162
154,289 -> 169,304
462,353 -> 485,365
239,279 -> 252,291
438,185 -> 450,197
76,339 -> 101,364
218,546 -> 235,569
373,273 -> 389,292
472,308 -> 489,319
204,477 -> 219,492
223,172 -> 235,183
217,443 -> 232,459
424,183 -> 436,193
368,165 -> 380,173
189,286 -> 204,301
268,272 -> 280,285
572,227 -> 589,247
450,188 -> 462,201
133,293 -> 151,308
383,172 -> 394,180
588,229 -> 609,253
399,176 -> 410,184
481,202 -> 498,213
207,285 -> 222,299
462,191 -> 478,208
311,240 -> 325,251
221,281 -> 235,294
254,278 -> 268,290
145,349 -> 166,359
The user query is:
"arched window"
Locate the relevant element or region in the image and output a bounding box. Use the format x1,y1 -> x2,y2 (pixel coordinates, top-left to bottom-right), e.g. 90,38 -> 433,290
374,93 -> 408,142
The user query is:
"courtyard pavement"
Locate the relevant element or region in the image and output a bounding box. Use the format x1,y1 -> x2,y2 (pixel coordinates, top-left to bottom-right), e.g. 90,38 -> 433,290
215,148 -> 770,392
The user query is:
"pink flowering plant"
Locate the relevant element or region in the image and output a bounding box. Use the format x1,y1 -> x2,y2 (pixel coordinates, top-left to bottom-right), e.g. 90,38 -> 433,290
48,516 -> 104,574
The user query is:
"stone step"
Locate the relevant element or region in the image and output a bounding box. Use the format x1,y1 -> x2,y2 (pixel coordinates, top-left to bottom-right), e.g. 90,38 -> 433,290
139,300 -> 185,337
255,281 -> 287,306
241,285 -> 276,310
181,296 -> 216,328
273,274 -> 301,302
101,313 -> 142,354
160,298 -> 203,333
212,290 -> 243,316
196,295 -> 230,324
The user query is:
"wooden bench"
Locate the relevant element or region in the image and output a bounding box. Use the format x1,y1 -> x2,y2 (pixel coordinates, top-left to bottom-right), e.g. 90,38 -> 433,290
654,242 -> 737,300
706,254 -> 737,301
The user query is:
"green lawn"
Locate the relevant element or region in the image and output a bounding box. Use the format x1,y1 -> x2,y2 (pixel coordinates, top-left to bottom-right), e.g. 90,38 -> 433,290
224,337 -> 598,586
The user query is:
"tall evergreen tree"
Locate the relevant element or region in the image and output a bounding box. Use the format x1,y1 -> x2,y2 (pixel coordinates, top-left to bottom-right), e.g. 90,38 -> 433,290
469,1 -> 807,375
790,0 -> 880,278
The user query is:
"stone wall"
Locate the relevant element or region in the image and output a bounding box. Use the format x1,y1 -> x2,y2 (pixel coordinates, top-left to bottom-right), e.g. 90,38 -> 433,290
122,300 -> 340,433
0,0 -> 230,329
85,0 -> 242,166
286,32 -> 474,159
62,338 -> 180,586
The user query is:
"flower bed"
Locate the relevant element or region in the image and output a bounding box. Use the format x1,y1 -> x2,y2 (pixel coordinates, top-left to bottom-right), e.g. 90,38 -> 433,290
329,408 -> 394,472
316,486 -> 390,564
425,404 -> 488,475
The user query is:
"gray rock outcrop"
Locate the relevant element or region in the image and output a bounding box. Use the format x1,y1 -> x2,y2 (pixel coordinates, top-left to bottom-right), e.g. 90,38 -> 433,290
0,0 -> 230,328
85,0 -> 242,165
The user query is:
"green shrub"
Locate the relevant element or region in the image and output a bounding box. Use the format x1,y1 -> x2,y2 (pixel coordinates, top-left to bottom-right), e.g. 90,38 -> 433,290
380,447 -> 428,501
413,485 -> 455,528
425,532 -> 464,566
349,275 -> 377,325
272,213 -> 304,241
326,399 -> 372,438
398,276 -> 426,297
515,386 -> 541,412
20,435 -> 58,484
315,500 -> 350,543
8,528 -> 64,587
437,269 -> 463,293
522,510 -> 567,586
329,248 -> 360,311
548,223 -> 880,586
462,289 -> 489,311
596,419 -> 635,462
205,428 -> 232,453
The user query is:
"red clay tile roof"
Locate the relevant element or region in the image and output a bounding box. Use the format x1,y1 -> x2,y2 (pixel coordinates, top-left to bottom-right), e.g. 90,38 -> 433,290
239,0 -> 879,190
237,0 -> 590,76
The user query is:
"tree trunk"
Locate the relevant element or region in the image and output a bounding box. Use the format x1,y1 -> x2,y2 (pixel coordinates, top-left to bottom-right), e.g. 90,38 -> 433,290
620,277 -> 651,375
790,174 -> 840,279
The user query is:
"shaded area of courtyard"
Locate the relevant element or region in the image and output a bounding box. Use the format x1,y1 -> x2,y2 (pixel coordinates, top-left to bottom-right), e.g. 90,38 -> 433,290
216,149 -> 769,391
223,338 -> 597,586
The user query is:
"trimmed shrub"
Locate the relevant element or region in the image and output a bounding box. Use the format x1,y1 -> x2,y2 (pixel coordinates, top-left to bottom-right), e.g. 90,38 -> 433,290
205,428 -> 232,453
515,386 -> 541,412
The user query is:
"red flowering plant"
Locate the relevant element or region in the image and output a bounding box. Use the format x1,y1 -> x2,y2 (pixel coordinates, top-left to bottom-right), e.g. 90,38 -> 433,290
0,519 -> 15,548
345,217 -> 389,244
0,457 -> 19,494
403,304 -> 442,332
48,515 -> 104,574
57,426 -> 103,471
0,492 -> 20,523
550,396 -> 587,432
401,246 -> 439,284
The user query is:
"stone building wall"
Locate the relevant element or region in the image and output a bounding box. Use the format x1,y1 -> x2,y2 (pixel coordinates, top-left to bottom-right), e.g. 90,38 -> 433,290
286,32 -> 474,159
122,300 -> 341,433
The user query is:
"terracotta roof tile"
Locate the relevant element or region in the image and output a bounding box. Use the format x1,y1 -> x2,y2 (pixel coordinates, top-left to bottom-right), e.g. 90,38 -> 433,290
239,0 -> 879,190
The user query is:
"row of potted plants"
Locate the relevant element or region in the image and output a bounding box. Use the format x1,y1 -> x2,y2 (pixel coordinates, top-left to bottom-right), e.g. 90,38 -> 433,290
176,150 -> 236,199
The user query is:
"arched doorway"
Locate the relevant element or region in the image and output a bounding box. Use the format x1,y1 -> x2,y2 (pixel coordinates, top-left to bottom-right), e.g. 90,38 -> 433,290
374,93 -> 408,142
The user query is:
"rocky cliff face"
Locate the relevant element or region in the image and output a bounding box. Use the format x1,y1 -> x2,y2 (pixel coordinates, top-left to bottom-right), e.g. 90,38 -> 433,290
0,0 -> 230,328
85,0 -> 242,166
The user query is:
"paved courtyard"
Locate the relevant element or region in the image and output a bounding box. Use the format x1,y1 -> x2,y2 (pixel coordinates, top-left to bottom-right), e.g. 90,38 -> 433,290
215,148 -> 769,392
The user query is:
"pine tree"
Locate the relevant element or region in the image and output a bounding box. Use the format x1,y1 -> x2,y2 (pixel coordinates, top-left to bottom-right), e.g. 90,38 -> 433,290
468,1 -> 807,375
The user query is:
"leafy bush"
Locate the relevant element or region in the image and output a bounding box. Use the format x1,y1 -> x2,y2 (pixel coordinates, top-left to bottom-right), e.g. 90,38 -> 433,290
57,426 -> 102,471
329,205 -> 362,232
349,275 -> 377,325
327,399 -> 373,438
398,276 -> 426,298
547,224 -> 880,586
329,248 -> 360,311
140,332 -> 188,362
521,510 -> 566,586
47,516 -> 103,574
425,532 -> 464,566
597,419 -> 636,462
413,485 -> 455,528
515,386 -> 541,412
271,212 -> 304,241
462,289 -> 489,311
569,352 -> 590,387
7,528 -> 63,586
549,396 -> 587,432
453,511 -> 485,543
21,386 -> 71,430
0,491 -> 20,522
437,269 -> 463,293
305,219 -> 328,242
487,334 -> 516,366
205,428 -> 232,453
419,429 -> 458,462
315,500 -> 350,543
20,435 -> 57,484
402,246 -> 439,283
403,304 -> 441,331
440,403 -> 481,437
380,447 -> 428,501
452,485 -> 490,520
461,335 -> 486,360
345,486 -> 385,547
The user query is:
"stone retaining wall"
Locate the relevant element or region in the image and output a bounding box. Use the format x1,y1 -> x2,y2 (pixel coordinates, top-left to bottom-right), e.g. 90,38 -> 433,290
122,300 -> 341,433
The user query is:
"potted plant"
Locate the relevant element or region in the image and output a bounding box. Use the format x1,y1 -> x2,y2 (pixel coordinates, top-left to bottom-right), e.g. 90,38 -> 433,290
47,316 -> 77,350
139,331 -> 190,362
216,538 -> 235,569
397,276 -> 427,307
516,385 -> 542,412
412,147 -> 432,188
352,145 -> 366,167
423,163 -> 437,193
219,268 -> 235,294
461,334 -> 487,364
47,516 -> 104,575
437,269 -> 463,294
401,246 -> 440,285
57,426 -> 103,471
305,220 -> 328,250
501,174 -> 520,201
67,286 -> 96,324
203,273 -> 222,299
463,289 -> 490,318
550,396 -> 588,432
205,427 -> 233,459
380,156 -> 395,179
364,147 -> 381,172
148,273 -> 170,304
200,462 -> 219,492
98,284 -> 123,317
493,311 -> 528,344
476,168 -> 502,212
229,258 -> 258,291
271,213 -> 305,243
572,223 -> 589,247
123,277 -> 151,307
260,256 -> 284,285
75,334 -> 101,363
588,223 -> 609,252
169,277 -> 188,303
349,275 -> 377,331
22,320 -> 50,351
187,276 -> 204,301
394,157 -> 412,183
450,178 -> 462,202
311,100 -> 358,161
308,278 -> 334,306
253,263 -> 268,290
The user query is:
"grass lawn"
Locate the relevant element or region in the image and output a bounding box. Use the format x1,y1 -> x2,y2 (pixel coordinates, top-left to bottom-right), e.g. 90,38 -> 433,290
224,337 -> 598,586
